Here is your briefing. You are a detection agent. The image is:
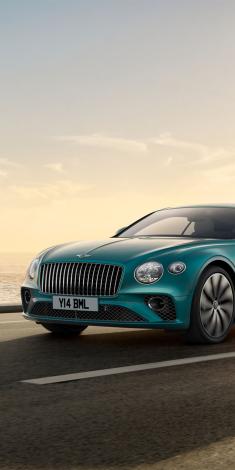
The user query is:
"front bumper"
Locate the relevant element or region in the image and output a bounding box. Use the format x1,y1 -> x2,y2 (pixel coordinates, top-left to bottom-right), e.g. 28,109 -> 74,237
21,287 -> 192,330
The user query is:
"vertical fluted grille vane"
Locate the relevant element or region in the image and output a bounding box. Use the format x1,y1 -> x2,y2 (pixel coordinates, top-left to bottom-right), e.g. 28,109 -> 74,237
39,263 -> 123,296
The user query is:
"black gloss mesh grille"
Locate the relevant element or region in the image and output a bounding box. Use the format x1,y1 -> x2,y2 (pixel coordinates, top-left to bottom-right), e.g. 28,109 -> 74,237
145,295 -> 176,321
31,302 -> 145,323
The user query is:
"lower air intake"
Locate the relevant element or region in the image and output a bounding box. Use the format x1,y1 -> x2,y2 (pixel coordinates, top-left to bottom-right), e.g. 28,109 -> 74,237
145,295 -> 176,321
31,302 -> 145,323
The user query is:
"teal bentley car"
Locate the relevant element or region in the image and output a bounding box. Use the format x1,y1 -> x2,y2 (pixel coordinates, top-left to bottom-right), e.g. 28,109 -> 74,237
21,205 -> 235,344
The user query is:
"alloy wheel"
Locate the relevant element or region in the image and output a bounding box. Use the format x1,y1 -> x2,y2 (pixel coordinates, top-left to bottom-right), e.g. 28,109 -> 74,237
200,273 -> 234,338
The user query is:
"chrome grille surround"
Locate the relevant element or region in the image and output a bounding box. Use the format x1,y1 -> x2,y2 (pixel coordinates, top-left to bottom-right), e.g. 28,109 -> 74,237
39,262 -> 123,297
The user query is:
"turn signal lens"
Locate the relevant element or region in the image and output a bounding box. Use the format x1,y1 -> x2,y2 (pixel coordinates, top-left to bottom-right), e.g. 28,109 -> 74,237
168,262 -> 186,275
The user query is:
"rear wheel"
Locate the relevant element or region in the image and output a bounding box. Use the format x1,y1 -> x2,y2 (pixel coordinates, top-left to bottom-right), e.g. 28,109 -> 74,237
40,323 -> 87,336
186,266 -> 235,344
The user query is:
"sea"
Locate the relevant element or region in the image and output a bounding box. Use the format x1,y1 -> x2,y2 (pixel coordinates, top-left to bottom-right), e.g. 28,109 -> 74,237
0,253 -> 33,304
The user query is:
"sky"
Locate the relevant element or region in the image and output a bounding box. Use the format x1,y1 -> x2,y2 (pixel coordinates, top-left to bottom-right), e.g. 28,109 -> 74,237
1,0 -> 235,254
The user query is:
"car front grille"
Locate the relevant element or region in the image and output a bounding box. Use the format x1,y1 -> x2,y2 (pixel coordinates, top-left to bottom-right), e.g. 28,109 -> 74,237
39,262 -> 123,297
31,302 -> 144,323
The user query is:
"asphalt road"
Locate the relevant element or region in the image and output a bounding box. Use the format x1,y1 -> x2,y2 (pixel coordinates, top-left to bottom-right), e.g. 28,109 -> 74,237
1,314 -> 235,469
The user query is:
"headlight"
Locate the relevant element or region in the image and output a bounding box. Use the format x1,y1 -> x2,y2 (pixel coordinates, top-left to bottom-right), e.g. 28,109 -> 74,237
28,258 -> 40,280
168,262 -> 186,274
134,261 -> 164,284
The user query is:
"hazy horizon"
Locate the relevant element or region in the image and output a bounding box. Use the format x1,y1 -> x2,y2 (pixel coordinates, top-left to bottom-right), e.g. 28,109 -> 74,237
1,1 -> 235,253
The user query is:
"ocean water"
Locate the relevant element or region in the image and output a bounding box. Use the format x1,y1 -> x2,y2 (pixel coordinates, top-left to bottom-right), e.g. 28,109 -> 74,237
0,253 -> 33,304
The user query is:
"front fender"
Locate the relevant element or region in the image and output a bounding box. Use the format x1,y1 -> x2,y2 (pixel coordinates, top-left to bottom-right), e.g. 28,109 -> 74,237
190,255 -> 235,294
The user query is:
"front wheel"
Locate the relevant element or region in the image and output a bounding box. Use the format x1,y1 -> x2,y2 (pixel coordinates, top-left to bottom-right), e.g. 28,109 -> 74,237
40,323 -> 88,336
186,266 -> 235,344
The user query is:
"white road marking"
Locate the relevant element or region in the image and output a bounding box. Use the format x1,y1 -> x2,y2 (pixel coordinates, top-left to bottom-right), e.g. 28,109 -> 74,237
0,320 -> 26,324
22,351 -> 235,385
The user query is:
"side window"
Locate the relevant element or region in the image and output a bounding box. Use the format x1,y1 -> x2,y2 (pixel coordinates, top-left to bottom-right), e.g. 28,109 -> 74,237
137,217 -> 191,236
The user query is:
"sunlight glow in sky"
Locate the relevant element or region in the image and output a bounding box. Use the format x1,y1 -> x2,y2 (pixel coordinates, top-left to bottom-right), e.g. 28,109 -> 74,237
1,0 -> 235,253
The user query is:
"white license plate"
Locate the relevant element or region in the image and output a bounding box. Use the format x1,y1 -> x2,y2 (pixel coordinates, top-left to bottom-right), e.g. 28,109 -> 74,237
53,296 -> 98,312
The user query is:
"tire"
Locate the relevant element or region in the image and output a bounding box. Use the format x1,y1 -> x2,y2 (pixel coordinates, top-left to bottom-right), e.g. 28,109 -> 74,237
186,266 -> 235,344
40,323 -> 87,336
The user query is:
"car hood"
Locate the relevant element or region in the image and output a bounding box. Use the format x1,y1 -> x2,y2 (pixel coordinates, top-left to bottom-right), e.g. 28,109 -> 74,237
43,237 -> 206,264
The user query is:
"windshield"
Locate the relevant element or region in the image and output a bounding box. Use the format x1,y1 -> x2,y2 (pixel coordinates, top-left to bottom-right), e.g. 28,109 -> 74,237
117,207 -> 235,239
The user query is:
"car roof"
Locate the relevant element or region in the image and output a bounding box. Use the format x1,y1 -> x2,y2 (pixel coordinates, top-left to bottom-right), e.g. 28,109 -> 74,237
159,204 -> 235,210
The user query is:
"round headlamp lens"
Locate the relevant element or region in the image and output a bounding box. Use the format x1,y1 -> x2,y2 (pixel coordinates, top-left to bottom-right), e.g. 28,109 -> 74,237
168,262 -> 186,274
135,261 -> 164,284
28,258 -> 40,280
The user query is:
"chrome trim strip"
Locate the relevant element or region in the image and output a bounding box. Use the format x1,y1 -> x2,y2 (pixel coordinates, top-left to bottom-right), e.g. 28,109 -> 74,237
55,263 -> 59,294
70,262 -> 76,295
86,263 -> 92,296
108,265 -> 115,296
104,265 -> 111,296
44,264 -> 49,292
95,264 -> 102,296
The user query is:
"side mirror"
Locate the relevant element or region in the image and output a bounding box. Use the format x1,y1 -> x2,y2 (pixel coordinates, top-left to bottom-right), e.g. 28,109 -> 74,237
113,226 -> 127,236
